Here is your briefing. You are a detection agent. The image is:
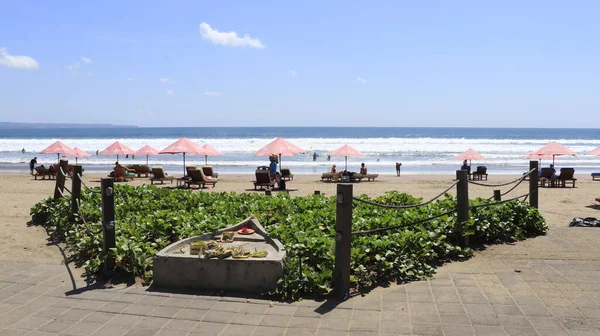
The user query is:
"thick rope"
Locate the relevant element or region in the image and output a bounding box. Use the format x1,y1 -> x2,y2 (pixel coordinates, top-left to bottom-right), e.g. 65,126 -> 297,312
59,166 -> 69,178
56,187 -> 70,200
353,180 -> 458,209
469,194 -> 529,210
75,198 -> 102,235
77,173 -> 101,194
63,186 -> 72,195
352,209 -> 456,236
468,168 -> 536,188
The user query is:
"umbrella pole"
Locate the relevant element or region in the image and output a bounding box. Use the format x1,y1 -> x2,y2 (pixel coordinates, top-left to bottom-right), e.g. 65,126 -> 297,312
205,155 -> 208,165
146,155 -> 149,166
57,153 -> 60,163
117,154 -> 119,162
183,153 -> 186,176
75,157 -> 78,164
279,154 -> 282,174
345,156 -> 348,171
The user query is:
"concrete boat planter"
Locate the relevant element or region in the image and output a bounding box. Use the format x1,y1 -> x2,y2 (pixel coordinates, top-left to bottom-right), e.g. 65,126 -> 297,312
153,216 -> 286,293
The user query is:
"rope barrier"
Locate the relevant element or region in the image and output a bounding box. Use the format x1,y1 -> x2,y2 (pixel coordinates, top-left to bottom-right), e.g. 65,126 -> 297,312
468,169 -> 535,188
353,180 -> 458,210
56,186 -> 70,200
469,194 -> 529,210
352,209 -> 456,236
59,166 -> 69,178
75,198 -> 102,235
77,174 -> 101,194
63,186 -> 72,195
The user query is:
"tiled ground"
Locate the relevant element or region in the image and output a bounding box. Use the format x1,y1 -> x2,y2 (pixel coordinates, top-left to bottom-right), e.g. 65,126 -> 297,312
1,227 -> 600,335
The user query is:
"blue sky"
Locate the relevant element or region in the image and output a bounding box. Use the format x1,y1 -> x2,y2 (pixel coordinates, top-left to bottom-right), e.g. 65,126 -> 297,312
1,1 -> 599,127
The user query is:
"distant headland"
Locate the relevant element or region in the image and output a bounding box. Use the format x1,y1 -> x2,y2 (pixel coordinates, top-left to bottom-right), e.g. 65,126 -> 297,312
0,122 -> 137,129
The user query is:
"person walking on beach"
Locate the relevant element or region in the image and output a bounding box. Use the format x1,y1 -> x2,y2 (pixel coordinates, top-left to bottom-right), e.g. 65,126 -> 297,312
313,152 -> 317,161
395,162 -> 402,176
29,157 -> 37,174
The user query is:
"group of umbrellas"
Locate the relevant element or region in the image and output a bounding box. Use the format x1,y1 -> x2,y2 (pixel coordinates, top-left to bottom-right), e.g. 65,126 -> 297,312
38,137 -> 366,174
455,141 -> 583,166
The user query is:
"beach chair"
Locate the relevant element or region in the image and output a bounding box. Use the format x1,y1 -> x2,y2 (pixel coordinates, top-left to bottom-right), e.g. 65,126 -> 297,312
187,168 -> 218,189
470,166 -> 488,181
555,168 -> 576,187
321,173 -> 333,182
538,168 -> 555,187
111,167 -> 134,182
363,174 -> 379,181
202,165 -> 219,178
592,172 -> 600,181
254,170 -> 275,190
280,168 -> 294,181
33,166 -> 54,180
185,165 -> 197,177
127,165 -> 151,177
150,167 -> 174,185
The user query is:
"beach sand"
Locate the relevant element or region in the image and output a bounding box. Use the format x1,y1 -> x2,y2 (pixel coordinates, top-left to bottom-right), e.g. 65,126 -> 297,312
0,172 -> 597,264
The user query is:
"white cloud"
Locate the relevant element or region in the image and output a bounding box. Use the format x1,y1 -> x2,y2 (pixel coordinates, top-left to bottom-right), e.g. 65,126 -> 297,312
166,90 -> 174,96
160,78 -> 173,84
290,70 -> 297,76
0,48 -> 39,69
80,57 -> 92,64
199,22 -> 265,49
203,91 -> 220,96
128,77 -> 135,82
66,62 -> 80,74
356,76 -> 368,84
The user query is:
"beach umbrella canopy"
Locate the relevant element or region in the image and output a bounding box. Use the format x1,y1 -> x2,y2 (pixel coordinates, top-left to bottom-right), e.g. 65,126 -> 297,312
586,147 -> 600,156
99,141 -> 136,162
328,144 -> 364,170
40,141 -> 76,162
254,137 -> 305,172
455,148 -> 486,166
70,147 -> 91,164
159,138 -> 205,175
531,141 -> 577,165
199,144 -> 223,165
136,145 -> 160,166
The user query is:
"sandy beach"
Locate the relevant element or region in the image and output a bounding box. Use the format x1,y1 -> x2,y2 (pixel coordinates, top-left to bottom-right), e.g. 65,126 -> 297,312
0,171 -> 596,264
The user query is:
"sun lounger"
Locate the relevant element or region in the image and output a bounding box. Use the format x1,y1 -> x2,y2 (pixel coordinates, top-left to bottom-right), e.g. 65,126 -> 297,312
254,170 -> 275,190
150,167 -> 174,185
321,173 -> 333,182
33,166 -> 55,180
361,174 -> 379,181
555,168 -> 576,187
127,165 -> 151,178
280,168 -> 294,181
187,168 -> 218,189
110,167 -> 134,182
202,165 -> 219,178
592,172 -> 600,181
469,166 -> 488,181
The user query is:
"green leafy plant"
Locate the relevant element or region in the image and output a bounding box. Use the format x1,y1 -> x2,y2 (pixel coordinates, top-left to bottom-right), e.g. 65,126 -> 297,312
31,186 -> 547,300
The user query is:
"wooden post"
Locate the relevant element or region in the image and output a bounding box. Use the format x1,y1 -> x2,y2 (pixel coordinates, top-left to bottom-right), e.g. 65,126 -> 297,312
529,160 -> 538,209
53,159 -> 69,199
314,190 -> 321,195
456,170 -> 469,247
493,190 -> 501,201
265,190 -> 272,196
71,165 -> 83,215
334,183 -> 353,300
101,178 -> 116,275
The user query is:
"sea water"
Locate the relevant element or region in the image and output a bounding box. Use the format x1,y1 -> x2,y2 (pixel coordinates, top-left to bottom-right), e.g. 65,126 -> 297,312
2,127 -> 600,175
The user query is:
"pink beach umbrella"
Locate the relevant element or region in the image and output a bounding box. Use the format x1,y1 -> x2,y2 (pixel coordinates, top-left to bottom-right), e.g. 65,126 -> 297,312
531,141 -> 577,166
455,148 -> 486,166
328,144 -> 364,171
199,144 -> 223,165
586,147 -> 600,156
99,141 -> 136,162
255,137 -> 305,173
159,138 -> 204,175
40,141 -> 77,162
136,145 -> 160,166
525,152 -> 554,165
70,147 -> 91,164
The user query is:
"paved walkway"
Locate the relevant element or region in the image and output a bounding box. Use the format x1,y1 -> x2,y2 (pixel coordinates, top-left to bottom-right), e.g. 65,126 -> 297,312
1,226 -> 600,336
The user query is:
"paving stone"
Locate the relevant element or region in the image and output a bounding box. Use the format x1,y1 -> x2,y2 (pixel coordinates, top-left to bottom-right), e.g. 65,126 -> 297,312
379,320 -> 410,334
121,304 -> 155,316
203,310 -> 234,324
260,314 -> 290,327
56,308 -> 92,321
9,317 -> 53,331
411,313 -> 440,324
264,305 -> 297,316
221,324 -> 257,336
96,302 -> 131,314
518,305 -> 553,317
559,317 -> 591,330
497,315 -> 532,328
147,305 -> 181,318
190,321 -> 227,335
0,315 -> 24,329
464,304 -> 494,315
38,320 -> 74,333
411,323 -> 443,335
90,324 -> 130,336
504,327 -> 538,336
107,314 -> 142,326
162,319 -> 199,332
0,329 -> 29,336
5,304 -> 44,317
174,308 -> 208,321
440,313 -> 471,325
32,306 -> 69,319
461,295 -> 490,304
62,321 -> 104,335
527,316 -> 565,331
436,303 -> 466,314
288,317 -> 321,330
493,305 -> 523,316
442,324 -> 475,336
123,327 -> 158,336
472,325 -> 508,336
136,316 -> 170,330
251,326 -> 286,336
469,314 -> 501,326
321,308 -> 353,319
50,298 -> 79,309
409,302 -> 437,313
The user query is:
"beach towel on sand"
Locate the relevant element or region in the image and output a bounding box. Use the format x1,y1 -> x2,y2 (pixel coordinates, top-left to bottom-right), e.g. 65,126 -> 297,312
569,217 -> 600,227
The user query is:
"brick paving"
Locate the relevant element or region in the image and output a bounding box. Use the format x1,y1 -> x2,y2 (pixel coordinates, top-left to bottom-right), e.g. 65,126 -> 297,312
1,226 -> 600,335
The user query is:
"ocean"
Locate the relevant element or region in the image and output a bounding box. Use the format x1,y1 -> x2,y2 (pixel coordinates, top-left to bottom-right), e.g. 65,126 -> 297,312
2,127 -> 600,175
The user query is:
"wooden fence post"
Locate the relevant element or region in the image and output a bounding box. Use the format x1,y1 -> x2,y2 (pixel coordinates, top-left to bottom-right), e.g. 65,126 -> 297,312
493,190 -> 501,201
53,159 -> 69,199
71,165 -> 83,215
101,178 -> 116,275
456,170 -> 469,247
334,183 -> 353,300
314,190 -> 321,195
529,160 -> 538,209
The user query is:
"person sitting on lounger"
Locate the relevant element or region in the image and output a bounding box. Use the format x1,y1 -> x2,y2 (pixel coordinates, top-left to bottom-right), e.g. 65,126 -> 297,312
549,164 -> 556,178
360,163 -> 367,175
331,165 -> 338,174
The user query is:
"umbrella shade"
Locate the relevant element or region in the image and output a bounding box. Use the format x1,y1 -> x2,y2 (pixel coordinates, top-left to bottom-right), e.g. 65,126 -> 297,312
455,148 -> 486,167
136,145 -> 160,166
40,141 -> 76,162
99,141 -> 136,162
328,144 -> 364,170
199,144 -> 223,165
254,137 -> 304,173
159,138 -> 205,175
70,147 -> 91,164
532,141 -> 577,165
587,147 -> 600,156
